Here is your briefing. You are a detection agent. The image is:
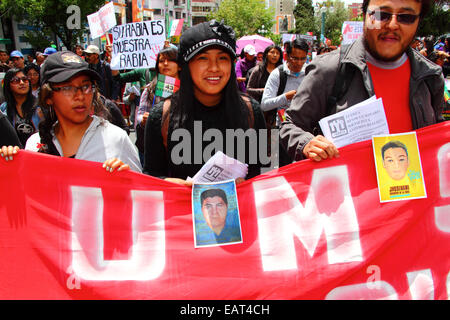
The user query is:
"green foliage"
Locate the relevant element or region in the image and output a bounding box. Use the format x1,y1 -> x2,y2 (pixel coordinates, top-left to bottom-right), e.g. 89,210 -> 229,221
207,0 -> 275,38
293,0 -> 318,36
0,0 -> 105,50
417,2 -> 450,37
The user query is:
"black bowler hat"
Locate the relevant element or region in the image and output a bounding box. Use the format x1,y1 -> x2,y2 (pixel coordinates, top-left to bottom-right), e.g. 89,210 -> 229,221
179,20 -> 236,63
40,51 -> 101,85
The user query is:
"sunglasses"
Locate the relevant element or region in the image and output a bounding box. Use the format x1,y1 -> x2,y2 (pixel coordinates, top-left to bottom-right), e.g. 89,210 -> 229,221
51,84 -> 95,97
368,9 -> 419,25
10,76 -> 29,84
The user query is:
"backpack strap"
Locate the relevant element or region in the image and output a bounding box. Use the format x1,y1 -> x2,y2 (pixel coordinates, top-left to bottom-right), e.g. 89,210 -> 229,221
325,44 -> 356,116
276,64 -> 288,97
241,95 -> 255,128
161,99 -> 171,150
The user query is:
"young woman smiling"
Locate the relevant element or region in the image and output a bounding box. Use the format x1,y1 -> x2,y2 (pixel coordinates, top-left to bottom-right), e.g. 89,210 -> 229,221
16,51 -> 142,173
143,20 -> 266,186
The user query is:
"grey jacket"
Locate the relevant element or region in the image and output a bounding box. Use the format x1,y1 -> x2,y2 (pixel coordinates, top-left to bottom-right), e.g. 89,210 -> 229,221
280,37 -> 445,161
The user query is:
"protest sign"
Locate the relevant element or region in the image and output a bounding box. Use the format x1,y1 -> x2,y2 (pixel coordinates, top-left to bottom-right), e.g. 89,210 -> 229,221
341,21 -> 363,45
87,2 -> 117,39
110,20 -> 165,70
169,19 -> 184,37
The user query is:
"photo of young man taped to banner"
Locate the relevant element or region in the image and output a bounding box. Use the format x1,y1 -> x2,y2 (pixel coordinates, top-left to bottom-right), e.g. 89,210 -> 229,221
192,180 -> 242,247
372,132 -> 426,202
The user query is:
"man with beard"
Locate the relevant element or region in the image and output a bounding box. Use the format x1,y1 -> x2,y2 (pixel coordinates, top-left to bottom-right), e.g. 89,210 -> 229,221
280,0 -> 444,162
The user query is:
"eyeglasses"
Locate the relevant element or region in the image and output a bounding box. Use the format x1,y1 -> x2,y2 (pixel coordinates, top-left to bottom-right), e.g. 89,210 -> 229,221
51,84 -> 95,97
10,76 -> 29,84
289,55 -> 307,63
368,9 -> 419,25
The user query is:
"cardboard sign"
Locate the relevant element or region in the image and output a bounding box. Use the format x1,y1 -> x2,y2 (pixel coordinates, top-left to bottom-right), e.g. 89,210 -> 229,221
110,20 -> 165,70
87,2 -> 117,39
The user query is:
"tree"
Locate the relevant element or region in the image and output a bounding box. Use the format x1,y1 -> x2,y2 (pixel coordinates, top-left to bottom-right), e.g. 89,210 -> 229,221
314,1 -> 349,45
0,0 -> 105,50
417,2 -> 450,37
207,0 -> 275,39
293,0 -> 318,36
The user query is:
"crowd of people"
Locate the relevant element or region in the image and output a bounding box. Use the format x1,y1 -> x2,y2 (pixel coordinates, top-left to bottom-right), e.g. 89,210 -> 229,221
0,0 -> 448,187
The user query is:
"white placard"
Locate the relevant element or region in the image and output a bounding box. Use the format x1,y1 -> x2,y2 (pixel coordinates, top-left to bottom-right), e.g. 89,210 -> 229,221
341,21 -> 363,45
87,2 -> 117,39
110,20 -> 166,70
319,96 -> 390,148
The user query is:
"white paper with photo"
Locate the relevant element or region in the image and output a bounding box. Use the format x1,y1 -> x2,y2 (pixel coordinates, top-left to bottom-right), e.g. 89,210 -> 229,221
192,179 -> 243,248
319,96 -> 389,148
189,151 -> 248,183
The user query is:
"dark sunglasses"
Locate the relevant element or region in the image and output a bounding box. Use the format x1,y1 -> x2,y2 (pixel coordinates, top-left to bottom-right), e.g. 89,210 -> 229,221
10,76 -> 29,84
368,9 -> 419,25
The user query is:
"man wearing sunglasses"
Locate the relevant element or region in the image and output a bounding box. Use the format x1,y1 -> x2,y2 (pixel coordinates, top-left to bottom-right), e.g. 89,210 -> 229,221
280,0 -> 444,163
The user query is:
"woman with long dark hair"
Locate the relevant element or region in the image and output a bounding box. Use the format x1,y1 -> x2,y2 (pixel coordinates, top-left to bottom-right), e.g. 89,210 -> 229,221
135,46 -> 180,165
143,20 -> 266,186
0,68 -> 41,146
246,45 -> 283,104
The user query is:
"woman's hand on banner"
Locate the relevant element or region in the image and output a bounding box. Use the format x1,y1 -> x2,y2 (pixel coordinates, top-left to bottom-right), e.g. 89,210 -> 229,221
102,158 -> 130,173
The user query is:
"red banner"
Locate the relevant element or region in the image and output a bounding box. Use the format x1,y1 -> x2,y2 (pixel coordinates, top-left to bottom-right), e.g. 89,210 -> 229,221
1,122 -> 449,300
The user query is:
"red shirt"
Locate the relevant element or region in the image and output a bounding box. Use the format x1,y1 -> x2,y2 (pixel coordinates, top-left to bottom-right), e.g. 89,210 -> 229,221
367,58 -> 412,133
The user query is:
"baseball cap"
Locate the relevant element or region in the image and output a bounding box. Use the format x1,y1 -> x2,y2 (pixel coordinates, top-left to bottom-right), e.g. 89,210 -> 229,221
10,50 -> 24,58
40,51 -> 101,85
43,47 -> 57,56
84,45 -> 100,55
243,44 -> 256,56
179,20 -> 236,63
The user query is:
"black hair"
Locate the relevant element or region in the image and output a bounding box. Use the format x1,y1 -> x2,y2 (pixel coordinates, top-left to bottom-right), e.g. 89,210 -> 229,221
200,188 -> 228,206
381,141 -> 408,160
3,68 -> 37,124
362,0 -> 431,19
286,38 -> 309,55
155,46 -> 179,75
262,45 -> 283,69
169,47 -> 250,132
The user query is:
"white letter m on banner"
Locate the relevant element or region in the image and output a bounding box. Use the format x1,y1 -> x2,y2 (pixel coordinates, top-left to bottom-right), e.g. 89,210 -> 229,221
253,166 -> 363,272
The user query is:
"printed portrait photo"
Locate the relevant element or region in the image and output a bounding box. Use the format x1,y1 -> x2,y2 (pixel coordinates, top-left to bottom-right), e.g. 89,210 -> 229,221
192,180 -> 243,248
372,132 -> 427,203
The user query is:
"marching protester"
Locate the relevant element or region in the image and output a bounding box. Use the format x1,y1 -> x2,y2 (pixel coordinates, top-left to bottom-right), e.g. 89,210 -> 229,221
280,0 -> 445,163
235,44 -> 257,92
24,64 -> 41,98
246,44 -> 283,104
9,51 -> 25,69
143,20 -> 266,186
136,46 -> 180,166
84,44 -> 120,101
12,51 -> 141,173
0,68 -> 41,146
0,49 -> 11,72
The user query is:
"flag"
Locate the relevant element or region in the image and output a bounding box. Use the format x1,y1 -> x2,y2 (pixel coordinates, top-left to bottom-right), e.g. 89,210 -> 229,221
169,19 -> 184,37
155,74 -> 180,98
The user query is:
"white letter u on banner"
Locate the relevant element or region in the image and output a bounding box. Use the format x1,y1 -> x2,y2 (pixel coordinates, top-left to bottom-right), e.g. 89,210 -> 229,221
70,186 -> 165,281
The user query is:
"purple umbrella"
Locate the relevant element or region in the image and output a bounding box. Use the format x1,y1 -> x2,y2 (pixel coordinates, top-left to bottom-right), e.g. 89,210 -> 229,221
236,35 -> 274,55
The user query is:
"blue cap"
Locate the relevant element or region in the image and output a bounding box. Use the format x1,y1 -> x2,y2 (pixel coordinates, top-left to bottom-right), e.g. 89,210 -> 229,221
10,50 -> 24,58
43,47 -> 57,56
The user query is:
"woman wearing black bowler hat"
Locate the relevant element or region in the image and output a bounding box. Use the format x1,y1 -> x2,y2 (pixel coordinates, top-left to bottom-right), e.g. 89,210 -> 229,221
143,20 -> 267,186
